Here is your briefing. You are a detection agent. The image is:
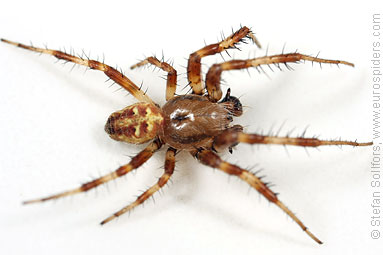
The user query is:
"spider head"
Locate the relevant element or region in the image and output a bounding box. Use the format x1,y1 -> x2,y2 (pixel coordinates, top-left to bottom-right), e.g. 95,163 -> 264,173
105,102 -> 164,144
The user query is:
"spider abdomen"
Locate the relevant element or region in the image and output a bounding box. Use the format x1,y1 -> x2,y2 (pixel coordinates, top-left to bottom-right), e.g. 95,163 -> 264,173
160,95 -> 231,150
105,102 -> 164,144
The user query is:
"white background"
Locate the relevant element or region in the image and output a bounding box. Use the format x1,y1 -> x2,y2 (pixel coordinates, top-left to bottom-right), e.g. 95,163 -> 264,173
0,1 -> 380,254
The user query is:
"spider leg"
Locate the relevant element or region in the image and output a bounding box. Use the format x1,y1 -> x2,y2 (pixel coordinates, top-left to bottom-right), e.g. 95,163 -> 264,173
213,129 -> 372,152
100,147 -> 176,225
1,39 -> 155,105
187,26 -> 261,95
131,57 -> 177,101
192,149 -> 322,244
23,140 -> 162,204
205,53 -> 354,102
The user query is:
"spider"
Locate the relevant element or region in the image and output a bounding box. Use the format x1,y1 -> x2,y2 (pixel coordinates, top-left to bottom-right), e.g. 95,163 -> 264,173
1,26 -> 372,245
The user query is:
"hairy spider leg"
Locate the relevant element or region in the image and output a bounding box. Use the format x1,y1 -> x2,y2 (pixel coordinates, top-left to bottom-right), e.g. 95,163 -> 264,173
131,56 -> 177,101
187,26 -> 261,95
213,129 -> 373,152
100,147 -> 176,225
1,38 -> 155,105
193,149 -> 322,244
205,53 -> 355,102
23,140 -> 162,204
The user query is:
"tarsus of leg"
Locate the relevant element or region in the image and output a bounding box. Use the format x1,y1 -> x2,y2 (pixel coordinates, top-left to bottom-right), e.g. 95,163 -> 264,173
1,38 -> 155,105
23,140 -> 162,204
100,147 -> 176,225
194,149 -> 322,244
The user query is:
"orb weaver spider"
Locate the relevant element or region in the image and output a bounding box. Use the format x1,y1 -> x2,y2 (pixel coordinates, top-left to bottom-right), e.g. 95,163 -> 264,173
1,26 -> 372,244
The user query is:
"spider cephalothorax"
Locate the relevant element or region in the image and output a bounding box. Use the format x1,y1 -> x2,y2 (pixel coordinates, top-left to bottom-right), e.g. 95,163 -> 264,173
159,93 -> 239,150
1,26 -> 371,245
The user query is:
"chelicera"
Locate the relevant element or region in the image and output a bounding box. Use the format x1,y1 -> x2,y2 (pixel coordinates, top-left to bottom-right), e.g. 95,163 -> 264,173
1,26 -> 372,244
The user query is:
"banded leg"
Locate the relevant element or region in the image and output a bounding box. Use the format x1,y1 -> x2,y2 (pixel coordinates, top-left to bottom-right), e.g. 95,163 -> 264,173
24,140 -> 162,204
1,39 -> 154,105
193,149 -> 322,244
131,57 -> 177,101
187,26 -> 261,95
213,129 -> 373,152
206,53 -> 355,102
100,147 -> 176,225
